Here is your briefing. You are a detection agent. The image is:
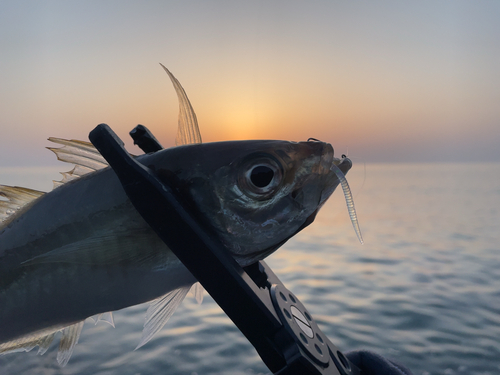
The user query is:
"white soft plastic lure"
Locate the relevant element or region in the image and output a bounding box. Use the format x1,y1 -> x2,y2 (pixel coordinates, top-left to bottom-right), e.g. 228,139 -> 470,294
331,161 -> 364,244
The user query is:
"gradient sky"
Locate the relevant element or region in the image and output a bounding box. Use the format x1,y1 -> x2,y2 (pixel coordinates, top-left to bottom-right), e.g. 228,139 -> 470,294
1,1 -> 499,167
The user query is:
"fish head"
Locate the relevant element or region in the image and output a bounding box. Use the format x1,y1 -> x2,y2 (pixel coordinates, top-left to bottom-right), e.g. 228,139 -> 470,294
148,139 -> 351,266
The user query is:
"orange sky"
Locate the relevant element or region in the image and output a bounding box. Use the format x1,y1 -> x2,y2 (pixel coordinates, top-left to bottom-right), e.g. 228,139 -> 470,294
1,1 -> 499,167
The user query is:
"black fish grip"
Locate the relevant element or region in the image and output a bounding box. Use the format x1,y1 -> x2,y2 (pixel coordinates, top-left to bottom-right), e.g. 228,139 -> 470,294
89,123 -> 361,375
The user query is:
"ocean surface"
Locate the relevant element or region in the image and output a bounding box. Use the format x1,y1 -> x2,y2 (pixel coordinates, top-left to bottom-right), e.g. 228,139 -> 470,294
1,163 -> 499,375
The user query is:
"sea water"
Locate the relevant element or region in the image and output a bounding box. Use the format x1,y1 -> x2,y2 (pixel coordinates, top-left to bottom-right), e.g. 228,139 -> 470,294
1,163 -> 499,375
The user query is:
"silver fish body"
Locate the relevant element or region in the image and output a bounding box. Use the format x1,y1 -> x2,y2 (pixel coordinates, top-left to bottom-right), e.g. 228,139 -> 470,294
0,139 -> 350,351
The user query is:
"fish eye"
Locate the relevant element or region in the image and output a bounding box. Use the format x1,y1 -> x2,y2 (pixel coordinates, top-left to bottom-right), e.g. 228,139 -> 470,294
239,155 -> 283,200
250,165 -> 274,188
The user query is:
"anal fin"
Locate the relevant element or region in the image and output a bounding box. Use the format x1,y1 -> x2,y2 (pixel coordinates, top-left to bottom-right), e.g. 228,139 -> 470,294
36,332 -> 56,355
189,282 -> 204,304
90,311 -> 115,327
57,321 -> 84,367
0,331 -> 56,356
0,326 -> 61,357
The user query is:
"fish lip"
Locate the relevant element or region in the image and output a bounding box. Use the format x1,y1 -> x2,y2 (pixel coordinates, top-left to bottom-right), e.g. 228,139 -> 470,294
316,154 -> 352,208
281,145 -> 347,248
335,156 -> 352,175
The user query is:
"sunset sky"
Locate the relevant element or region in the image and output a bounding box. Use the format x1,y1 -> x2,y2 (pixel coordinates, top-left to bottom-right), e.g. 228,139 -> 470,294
1,1 -> 499,167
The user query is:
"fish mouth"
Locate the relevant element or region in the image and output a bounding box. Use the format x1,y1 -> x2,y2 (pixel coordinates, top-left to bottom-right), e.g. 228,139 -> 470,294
286,140 -> 353,233
333,155 -> 352,174
264,148 -> 353,251
308,139 -> 351,181
318,147 -> 352,207
231,141 -> 356,266
301,156 -> 352,230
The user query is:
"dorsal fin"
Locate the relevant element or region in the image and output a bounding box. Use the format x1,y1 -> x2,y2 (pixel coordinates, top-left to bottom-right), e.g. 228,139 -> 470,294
160,64 -> 202,146
0,185 -> 45,222
47,66 -> 201,190
47,138 -> 109,189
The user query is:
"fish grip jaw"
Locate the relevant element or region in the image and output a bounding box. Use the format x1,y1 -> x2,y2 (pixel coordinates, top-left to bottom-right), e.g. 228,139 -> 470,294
244,262 -> 357,375
88,123 -> 360,375
130,124 -> 163,153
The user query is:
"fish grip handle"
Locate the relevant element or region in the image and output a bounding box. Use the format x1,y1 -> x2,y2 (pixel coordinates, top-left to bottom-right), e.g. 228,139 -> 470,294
89,123 -> 361,375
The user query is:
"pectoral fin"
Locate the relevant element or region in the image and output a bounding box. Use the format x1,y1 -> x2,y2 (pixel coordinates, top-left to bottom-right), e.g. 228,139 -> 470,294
135,285 -> 191,350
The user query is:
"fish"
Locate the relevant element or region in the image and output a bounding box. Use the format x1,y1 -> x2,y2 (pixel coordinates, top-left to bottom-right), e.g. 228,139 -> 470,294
0,65 -> 360,366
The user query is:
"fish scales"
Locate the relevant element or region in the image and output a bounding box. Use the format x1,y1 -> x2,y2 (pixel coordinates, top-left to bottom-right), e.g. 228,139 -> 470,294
0,67 -> 360,365
0,153 -> 191,344
0,139 -> 347,352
